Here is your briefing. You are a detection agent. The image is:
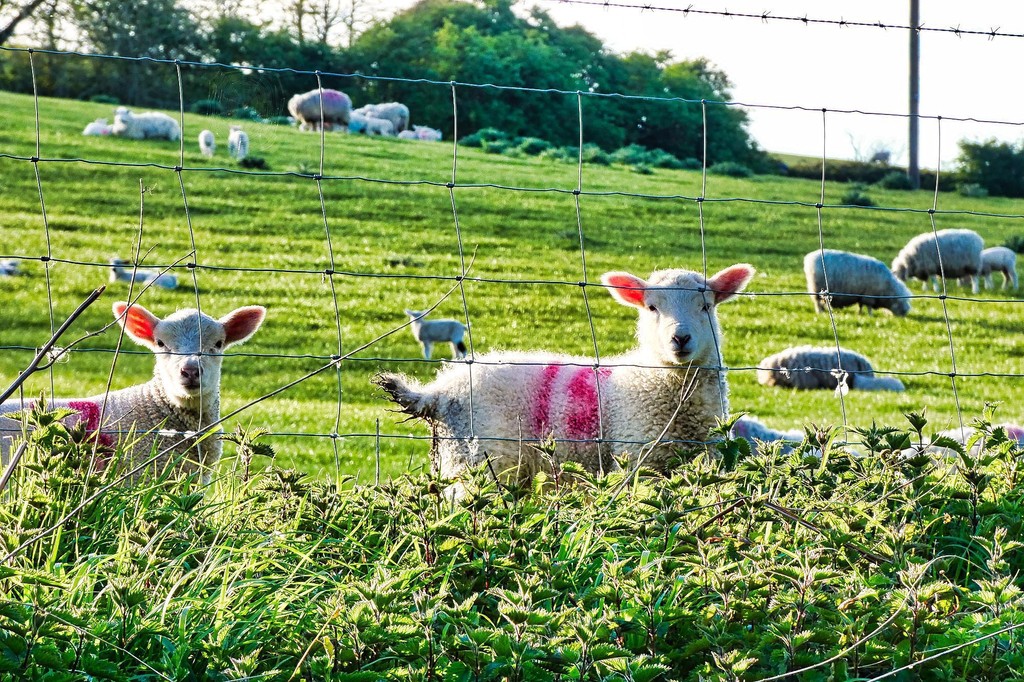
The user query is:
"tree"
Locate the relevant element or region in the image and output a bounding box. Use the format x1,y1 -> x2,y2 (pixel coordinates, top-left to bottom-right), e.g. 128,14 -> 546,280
0,0 -> 50,45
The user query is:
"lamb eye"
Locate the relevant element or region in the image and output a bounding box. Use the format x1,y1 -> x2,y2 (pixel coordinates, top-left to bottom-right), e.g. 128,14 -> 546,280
215,340 -> 223,349
701,303 -> 711,312
156,339 -> 165,348
647,305 -> 658,313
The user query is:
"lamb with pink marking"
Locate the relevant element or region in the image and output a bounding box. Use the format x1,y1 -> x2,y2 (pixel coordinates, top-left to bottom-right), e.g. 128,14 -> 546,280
1,302 -> 265,482
376,263 -> 754,490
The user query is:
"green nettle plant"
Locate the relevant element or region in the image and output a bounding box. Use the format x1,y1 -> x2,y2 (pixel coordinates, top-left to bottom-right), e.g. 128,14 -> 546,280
2,408 -> 1024,680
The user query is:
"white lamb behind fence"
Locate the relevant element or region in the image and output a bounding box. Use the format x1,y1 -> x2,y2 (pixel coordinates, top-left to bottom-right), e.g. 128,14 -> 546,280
0,260 -> 21,276
287,88 -> 352,131
376,264 -> 754,493
404,309 -> 467,360
804,248 -> 911,316
198,129 -> 216,158
891,228 -> 984,294
109,258 -> 178,290
1,302 -> 266,483
227,126 -> 249,161
730,415 -> 804,455
959,246 -> 1018,290
111,107 -> 181,141
82,118 -> 112,136
757,345 -> 905,392
353,102 -> 410,133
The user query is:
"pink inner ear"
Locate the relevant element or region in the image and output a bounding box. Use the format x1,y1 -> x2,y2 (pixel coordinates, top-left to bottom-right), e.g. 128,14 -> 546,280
124,307 -> 156,342
708,264 -> 755,303
603,273 -> 647,307
223,307 -> 266,344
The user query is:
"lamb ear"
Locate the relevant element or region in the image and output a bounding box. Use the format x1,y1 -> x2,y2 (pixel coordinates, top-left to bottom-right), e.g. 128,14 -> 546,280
112,301 -> 161,348
707,264 -> 755,304
221,306 -> 266,347
602,272 -> 648,308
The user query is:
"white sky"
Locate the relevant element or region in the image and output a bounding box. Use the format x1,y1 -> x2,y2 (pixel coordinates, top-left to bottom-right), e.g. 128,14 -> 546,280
377,0 -> 1024,167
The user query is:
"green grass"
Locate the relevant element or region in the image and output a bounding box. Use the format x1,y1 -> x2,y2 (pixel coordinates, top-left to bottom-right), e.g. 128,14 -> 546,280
2,89 -> 1023,482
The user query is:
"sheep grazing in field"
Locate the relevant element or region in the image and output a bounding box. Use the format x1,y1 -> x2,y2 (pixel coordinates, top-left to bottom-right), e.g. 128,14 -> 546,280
198,129 -> 216,158
353,102 -> 410,134
0,302 -> 266,483
82,118 -> 112,136
804,248 -> 912,316
0,260 -> 21,276
959,246 -> 1018,290
404,309 -> 467,360
111,107 -> 181,141
376,264 -> 755,493
757,345 -> 904,393
891,228 -> 984,294
287,88 -> 352,131
109,258 -> 178,290
348,113 -> 395,137
227,126 -> 249,161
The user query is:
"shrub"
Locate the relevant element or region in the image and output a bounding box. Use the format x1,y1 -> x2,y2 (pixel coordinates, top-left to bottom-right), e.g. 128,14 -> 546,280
631,163 -> 653,175
647,149 -> 686,169
515,137 -> 552,155
957,138 -> 1024,198
609,144 -> 649,166
877,170 -> 914,190
958,182 -> 989,198
190,98 -> 224,116
230,106 -> 262,121
1004,235 -> 1024,254
481,138 -> 514,155
708,161 -> 752,178
581,143 -> 610,165
539,146 -> 577,163
88,94 -> 119,105
264,116 -> 293,126
459,127 -> 510,147
841,183 -> 876,207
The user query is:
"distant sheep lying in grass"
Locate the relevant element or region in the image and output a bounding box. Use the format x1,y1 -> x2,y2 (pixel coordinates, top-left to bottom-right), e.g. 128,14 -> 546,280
109,258 -> 178,290
0,260 -> 21,276
757,345 -> 905,392
377,264 -> 754,494
398,125 -> 443,142
891,228 -> 983,293
1,302 -> 266,483
960,246 -> 1018,290
111,107 -> 181,141
288,88 -> 352,131
404,310 -> 467,360
804,248 -> 911,316
82,118 -> 111,136
349,113 -> 395,137
353,102 -> 410,133
731,415 -> 803,454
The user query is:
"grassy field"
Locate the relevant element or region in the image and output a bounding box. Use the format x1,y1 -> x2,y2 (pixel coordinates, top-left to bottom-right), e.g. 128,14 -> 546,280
1,88 -> 1023,482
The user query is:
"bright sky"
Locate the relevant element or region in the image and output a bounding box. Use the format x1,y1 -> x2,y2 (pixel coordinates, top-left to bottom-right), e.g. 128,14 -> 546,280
529,0 -> 1024,167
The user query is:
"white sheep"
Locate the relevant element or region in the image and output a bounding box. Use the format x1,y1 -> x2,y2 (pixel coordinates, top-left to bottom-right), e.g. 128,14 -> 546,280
404,309 -> 467,360
353,102 -> 410,133
398,125 -> 443,142
730,415 -> 803,455
198,129 -> 216,158
804,249 -> 912,316
891,228 -> 984,294
0,260 -> 21,276
959,246 -> 1018,290
1,302 -> 266,483
109,258 -> 178,290
111,107 -> 182,141
757,345 -> 905,392
288,88 -> 352,131
82,118 -> 111,136
376,264 -> 755,491
364,117 -> 395,137
227,126 -> 249,161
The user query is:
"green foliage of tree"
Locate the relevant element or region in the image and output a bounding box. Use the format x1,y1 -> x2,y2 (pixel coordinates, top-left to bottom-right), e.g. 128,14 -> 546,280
957,138 -> 1024,198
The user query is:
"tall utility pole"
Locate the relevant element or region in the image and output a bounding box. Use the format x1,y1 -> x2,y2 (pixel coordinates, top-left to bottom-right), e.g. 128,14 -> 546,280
908,0 -> 921,189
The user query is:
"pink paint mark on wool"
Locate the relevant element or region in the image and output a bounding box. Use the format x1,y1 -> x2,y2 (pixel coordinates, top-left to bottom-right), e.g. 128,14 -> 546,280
565,367 -> 611,440
67,400 -> 114,447
530,365 -> 562,437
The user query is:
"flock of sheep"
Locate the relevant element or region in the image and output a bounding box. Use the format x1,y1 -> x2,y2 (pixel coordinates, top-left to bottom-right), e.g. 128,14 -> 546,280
80,88 -> 443,162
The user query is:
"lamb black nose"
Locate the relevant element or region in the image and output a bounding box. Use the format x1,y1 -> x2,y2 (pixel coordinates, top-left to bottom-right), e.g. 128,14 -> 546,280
673,334 -> 691,350
180,365 -> 200,381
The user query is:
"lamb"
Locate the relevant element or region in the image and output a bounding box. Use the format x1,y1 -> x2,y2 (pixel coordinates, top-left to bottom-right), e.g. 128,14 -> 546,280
364,117 -> 395,137
398,125 -> 443,142
227,126 -> 249,161
111,107 -> 181,141
804,248 -> 911,316
1,302 -> 266,483
404,309 -> 467,360
757,345 -> 905,392
198,129 -> 216,158
109,258 -> 178,290
891,228 -> 984,294
82,118 -> 111,136
731,415 -> 803,455
287,88 -> 352,132
376,264 -> 755,492
352,102 -> 410,133
960,246 -> 1018,290
0,260 -> 21,276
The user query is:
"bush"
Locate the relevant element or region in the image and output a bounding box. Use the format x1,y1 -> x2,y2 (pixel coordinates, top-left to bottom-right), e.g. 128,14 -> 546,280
957,138 -> 1024,197
88,94 -> 119,105
877,170 -> 914,190
459,127 -> 510,147
481,138 -> 514,155
1004,235 -> 1024,254
539,146 -> 577,163
264,116 -> 293,126
958,182 -> 989,198
581,143 -> 610,165
190,98 -> 224,116
631,163 -> 653,175
708,161 -> 752,178
609,144 -> 649,166
230,106 -> 263,121
841,184 -> 876,207
515,137 -> 552,155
